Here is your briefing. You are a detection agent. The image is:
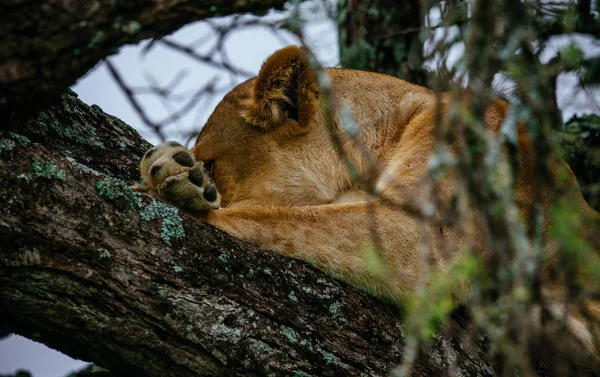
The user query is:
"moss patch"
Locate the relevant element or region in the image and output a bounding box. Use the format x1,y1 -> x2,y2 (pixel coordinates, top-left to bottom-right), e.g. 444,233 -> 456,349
122,21 -> 141,35
96,177 -> 142,209
288,291 -> 298,303
97,249 -> 112,260
18,159 -> 66,181
293,371 -> 312,377
299,338 -> 314,351
8,132 -> 31,147
0,132 -> 29,151
329,301 -> 341,314
34,112 -> 104,149
280,325 -> 297,343
0,138 -> 16,152
140,200 -> 185,245
316,345 -> 341,366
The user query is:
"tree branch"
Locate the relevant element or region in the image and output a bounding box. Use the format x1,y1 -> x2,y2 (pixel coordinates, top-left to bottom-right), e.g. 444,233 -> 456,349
0,91 -> 495,376
0,0 -> 288,127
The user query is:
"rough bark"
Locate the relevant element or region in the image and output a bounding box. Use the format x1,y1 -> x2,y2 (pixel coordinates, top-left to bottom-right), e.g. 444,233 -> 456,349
0,0 -> 287,127
0,90 -> 496,376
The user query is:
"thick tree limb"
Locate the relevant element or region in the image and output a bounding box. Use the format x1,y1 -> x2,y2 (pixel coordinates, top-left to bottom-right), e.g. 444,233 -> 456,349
0,91 -> 495,376
0,0 -> 287,127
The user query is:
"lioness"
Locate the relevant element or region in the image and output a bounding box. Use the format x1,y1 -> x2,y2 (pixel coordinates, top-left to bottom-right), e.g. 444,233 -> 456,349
138,46 -> 599,371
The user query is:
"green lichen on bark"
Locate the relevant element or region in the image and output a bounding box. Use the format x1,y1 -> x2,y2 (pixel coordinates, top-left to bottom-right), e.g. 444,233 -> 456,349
18,159 -> 66,182
280,325 -> 297,343
97,249 -> 112,260
140,199 -> 185,245
328,301 -> 341,314
0,131 -> 30,152
122,21 -> 141,35
96,177 -> 142,209
218,253 -> 229,263
8,132 -> 30,147
33,109 -> 105,149
0,138 -> 16,151
288,291 -> 298,303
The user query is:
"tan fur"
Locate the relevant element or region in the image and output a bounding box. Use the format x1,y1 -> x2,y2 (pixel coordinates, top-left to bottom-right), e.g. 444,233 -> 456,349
139,46 -> 600,370
240,46 -> 319,133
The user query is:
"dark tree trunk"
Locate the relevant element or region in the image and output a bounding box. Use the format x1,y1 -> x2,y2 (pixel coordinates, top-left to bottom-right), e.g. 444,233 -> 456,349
0,90 -> 496,377
0,0 -> 287,127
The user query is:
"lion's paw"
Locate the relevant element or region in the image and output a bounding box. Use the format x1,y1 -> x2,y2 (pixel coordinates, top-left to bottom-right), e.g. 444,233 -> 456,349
136,141 -> 220,211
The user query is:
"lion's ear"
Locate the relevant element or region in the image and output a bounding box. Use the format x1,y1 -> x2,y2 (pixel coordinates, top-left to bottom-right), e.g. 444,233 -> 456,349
241,45 -> 320,133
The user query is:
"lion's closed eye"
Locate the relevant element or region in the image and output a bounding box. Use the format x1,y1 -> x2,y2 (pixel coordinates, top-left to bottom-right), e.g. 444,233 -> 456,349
204,160 -> 215,175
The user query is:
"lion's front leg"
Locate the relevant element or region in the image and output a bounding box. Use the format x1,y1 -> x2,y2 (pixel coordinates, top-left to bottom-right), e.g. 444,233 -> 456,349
135,141 -> 221,212
204,201 -> 464,301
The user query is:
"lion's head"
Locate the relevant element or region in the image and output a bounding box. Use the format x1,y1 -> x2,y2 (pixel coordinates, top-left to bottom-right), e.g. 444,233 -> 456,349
192,46 -> 361,208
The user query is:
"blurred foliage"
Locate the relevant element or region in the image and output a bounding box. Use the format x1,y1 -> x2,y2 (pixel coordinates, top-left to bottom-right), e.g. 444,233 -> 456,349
337,0 -> 428,85
405,253 -> 479,340
561,114 -> 600,210
338,0 -> 600,375
551,198 -> 600,293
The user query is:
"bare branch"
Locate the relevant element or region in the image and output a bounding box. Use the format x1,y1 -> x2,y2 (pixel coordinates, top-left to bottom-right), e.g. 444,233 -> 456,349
0,0 -> 289,126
